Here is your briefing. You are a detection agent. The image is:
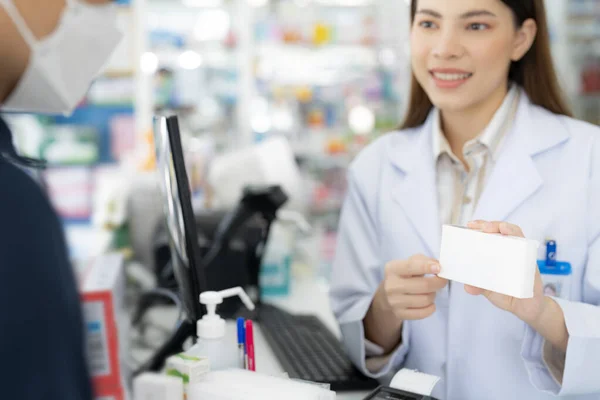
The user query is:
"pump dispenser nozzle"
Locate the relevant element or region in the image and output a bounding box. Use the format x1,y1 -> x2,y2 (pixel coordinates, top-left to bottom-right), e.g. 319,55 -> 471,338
197,287 -> 255,339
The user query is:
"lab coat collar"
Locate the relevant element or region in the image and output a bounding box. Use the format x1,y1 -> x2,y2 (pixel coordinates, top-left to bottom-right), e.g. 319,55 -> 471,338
386,88 -> 570,256
472,88 -> 569,221
387,114 -> 441,255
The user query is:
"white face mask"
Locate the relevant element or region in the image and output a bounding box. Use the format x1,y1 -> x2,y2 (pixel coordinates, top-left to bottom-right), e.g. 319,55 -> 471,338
0,0 -> 123,115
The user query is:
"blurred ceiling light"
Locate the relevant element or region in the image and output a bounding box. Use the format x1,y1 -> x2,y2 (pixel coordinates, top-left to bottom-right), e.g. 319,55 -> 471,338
183,0 -> 223,7
194,10 -> 230,41
140,52 -> 158,75
179,50 -> 203,69
247,0 -> 269,6
251,114 -> 272,134
348,105 -> 375,135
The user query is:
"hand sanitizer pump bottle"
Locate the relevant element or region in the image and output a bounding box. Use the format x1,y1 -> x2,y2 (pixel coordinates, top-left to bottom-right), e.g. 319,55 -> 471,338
184,287 -> 255,371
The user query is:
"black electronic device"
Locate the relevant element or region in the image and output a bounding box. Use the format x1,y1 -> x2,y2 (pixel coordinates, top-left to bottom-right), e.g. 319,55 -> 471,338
256,303 -> 379,392
153,210 -> 265,317
153,115 -> 207,322
132,116 -> 208,375
362,386 -> 439,400
199,184 -> 287,298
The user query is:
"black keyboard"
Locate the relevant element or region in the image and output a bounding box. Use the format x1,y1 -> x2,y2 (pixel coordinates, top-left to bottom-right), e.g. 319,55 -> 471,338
256,303 -> 380,392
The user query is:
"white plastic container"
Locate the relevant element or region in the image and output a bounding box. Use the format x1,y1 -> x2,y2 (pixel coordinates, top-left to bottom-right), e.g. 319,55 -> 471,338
184,287 -> 255,371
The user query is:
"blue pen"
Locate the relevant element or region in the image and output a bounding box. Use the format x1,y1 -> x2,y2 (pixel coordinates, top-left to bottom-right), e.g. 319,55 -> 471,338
236,317 -> 246,369
545,238 -> 557,267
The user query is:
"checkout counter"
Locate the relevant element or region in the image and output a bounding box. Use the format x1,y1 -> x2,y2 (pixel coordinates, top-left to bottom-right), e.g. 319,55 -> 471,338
132,275 -> 372,400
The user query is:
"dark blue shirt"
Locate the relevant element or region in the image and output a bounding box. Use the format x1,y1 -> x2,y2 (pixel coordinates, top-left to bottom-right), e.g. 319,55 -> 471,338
0,117 -> 93,399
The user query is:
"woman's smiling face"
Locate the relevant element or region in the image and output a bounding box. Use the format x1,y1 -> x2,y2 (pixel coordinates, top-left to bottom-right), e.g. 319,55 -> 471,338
410,0 -> 534,113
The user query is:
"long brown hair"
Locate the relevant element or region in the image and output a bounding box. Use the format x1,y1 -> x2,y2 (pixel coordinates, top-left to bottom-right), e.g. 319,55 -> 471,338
400,0 -> 572,129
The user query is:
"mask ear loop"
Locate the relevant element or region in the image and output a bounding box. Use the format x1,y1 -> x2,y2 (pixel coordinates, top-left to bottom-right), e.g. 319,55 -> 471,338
0,0 -> 38,48
8,154 -> 48,169
0,118 -> 47,170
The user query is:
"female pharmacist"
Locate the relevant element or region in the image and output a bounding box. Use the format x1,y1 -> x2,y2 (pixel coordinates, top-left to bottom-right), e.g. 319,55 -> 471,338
0,1 -> 122,398
329,0 -> 600,399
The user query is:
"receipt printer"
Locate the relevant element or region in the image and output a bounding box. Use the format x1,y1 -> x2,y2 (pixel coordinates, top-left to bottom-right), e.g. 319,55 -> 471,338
363,369 -> 441,400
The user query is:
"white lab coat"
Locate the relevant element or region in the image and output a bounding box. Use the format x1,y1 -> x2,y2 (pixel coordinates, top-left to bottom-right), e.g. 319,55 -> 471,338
329,90 -> 600,400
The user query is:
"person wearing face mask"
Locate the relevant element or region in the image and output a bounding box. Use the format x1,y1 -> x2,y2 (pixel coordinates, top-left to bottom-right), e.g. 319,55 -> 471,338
0,0 -> 122,398
329,0 -> 600,399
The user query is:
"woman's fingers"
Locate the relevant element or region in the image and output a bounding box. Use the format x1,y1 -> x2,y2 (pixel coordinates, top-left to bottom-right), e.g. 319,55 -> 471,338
467,220 -> 485,229
498,222 -> 524,237
468,220 -> 524,237
395,303 -> 437,320
385,255 -> 440,278
397,276 -> 448,295
464,284 -> 485,296
390,293 -> 436,309
467,220 -> 500,232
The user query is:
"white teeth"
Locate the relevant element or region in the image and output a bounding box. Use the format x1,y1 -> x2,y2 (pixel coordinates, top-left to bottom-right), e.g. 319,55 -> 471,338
433,72 -> 471,81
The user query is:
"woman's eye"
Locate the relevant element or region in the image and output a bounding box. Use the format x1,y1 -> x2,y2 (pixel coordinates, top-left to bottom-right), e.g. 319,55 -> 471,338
468,23 -> 489,31
419,21 -> 436,29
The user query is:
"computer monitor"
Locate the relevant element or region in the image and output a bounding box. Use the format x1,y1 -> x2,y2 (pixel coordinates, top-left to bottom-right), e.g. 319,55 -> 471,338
153,115 -> 207,322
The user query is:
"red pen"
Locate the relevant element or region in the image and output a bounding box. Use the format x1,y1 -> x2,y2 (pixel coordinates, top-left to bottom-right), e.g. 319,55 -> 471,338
245,320 -> 255,371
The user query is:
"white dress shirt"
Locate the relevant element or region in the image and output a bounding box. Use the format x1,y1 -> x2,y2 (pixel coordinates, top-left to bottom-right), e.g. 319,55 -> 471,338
433,84 -> 520,227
